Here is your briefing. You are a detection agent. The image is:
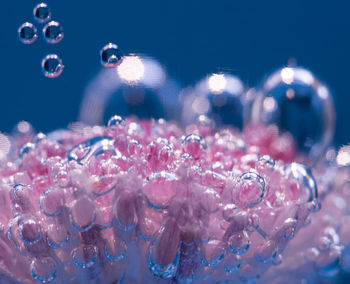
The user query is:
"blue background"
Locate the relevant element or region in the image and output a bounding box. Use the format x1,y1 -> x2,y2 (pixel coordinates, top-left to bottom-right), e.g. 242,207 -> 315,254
1,0 -> 350,147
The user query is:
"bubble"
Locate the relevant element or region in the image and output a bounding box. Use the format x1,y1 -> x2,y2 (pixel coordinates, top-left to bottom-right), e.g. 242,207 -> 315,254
18,22 -> 38,44
251,66 -> 335,161
284,162 -> 318,204
236,172 -> 266,208
100,43 -> 123,68
147,243 -> 180,279
200,239 -> 226,267
31,257 -> 57,283
19,142 -> 36,158
46,224 -> 69,249
33,3 -> 51,24
79,55 -> 181,125
43,21 -> 64,44
18,219 -> 42,245
68,136 -> 119,165
182,73 -> 245,129
41,54 -> 64,78
107,115 -> 125,127
228,231 -> 250,255
39,187 -> 63,217
72,245 -> 98,269
70,196 -> 96,232
182,134 -> 207,159
104,239 -> 127,262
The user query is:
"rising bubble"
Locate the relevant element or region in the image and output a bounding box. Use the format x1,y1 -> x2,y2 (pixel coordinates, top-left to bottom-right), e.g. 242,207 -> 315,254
100,43 -> 123,68
41,54 -> 64,78
33,3 -> 51,24
18,22 -> 38,44
43,21 -> 64,44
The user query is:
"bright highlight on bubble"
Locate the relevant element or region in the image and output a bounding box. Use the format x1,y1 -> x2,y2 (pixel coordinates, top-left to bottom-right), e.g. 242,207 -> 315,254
336,145 -> 350,167
117,55 -> 145,83
208,73 -> 227,94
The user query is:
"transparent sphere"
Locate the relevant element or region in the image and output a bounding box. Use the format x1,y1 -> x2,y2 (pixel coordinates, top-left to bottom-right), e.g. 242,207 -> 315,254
79,54 -> 181,125
33,2 -> 51,24
43,21 -> 64,44
100,43 -> 123,68
251,67 -> 335,161
18,22 -> 38,44
41,54 -> 64,78
182,73 -> 245,129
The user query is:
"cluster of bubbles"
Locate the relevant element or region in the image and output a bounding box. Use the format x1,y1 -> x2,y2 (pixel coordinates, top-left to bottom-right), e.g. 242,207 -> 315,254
0,114 -> 328,283
18,2 -> 64,78
81,63 -> 335,166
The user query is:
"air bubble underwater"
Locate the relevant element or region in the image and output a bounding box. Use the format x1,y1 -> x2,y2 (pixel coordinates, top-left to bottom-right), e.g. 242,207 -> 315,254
18,22 -> 38,44
100,43 -> 123,68
80,54 -> 182,125
250,66 -> 335,163
41,54 -> 64,78
43,21 -> 64,44
33,2 -> 51,24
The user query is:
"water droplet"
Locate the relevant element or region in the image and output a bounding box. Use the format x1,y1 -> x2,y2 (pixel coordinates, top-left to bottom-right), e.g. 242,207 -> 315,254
284,162 -> 318,204
235,172 -> 266,208
31,257 -> 57,283
18,22 -> 38,44
100,43 -> 123,68
72,245 -> 98,268
228,231 -> 250,255
43,21 -> 64,44
182,73 -> 245,129
41,54 -> 64,78
33,2 -> 51,23
251,67 -> 335,161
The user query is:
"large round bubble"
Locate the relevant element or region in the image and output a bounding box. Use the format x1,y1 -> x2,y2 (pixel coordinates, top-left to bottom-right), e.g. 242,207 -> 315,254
79,55 -> 181,125
251,66 -> 335,162
181,73 -> 245,129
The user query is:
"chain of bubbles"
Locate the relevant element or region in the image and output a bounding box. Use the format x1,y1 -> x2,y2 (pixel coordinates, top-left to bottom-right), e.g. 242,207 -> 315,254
18,2 -> 64,78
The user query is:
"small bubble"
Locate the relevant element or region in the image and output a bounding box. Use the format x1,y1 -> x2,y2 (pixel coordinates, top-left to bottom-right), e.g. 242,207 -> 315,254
43,21 -> 64,44
41,54 -> 64,78
228,231 -> 250,255
18,22 -> 38,44
100,43 -> 123,68
33,3 -> 51,24
31,257 -> 57,283
72,245 -> 98,269
19,142 -> 36,158
107,115 -> 125,127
